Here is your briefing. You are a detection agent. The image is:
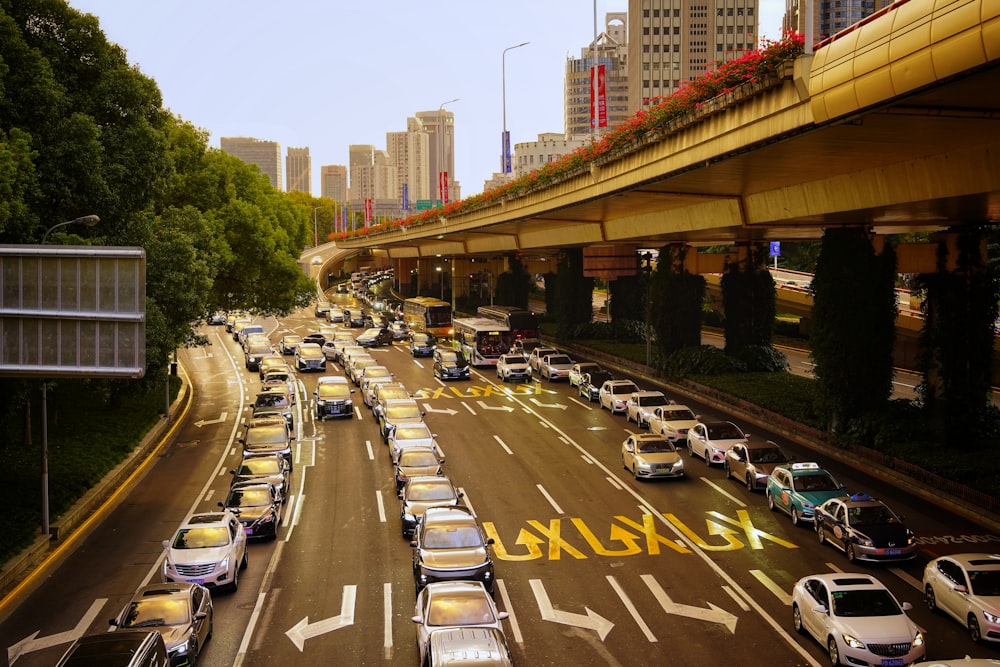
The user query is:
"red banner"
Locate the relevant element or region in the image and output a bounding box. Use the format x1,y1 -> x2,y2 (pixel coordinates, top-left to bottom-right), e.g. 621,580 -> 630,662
439,172 -> 449,204
590,64 -> 607,128
364,198 -> 372,227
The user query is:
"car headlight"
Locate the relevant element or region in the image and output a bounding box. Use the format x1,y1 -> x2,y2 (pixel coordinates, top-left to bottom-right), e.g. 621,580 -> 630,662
912,630 -> 925,646
802,501 -> 814,509
841,633 -> 864,649
316,399 -> 327,405
854,534 -> 874,547
638,462 -> 652,470
984,611 -> 1000,624
674,460 -> 684,470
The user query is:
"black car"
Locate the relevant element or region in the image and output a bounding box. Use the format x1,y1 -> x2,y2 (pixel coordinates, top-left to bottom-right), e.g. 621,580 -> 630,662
219,483 -> 281,540
344,309 -> 367,328
579,370 -> 615,401
302,332 -> 326,346
411,507 -> 495,595
356,327 -> 395,348
409,332 -> 436,357
433,348 -> 471,380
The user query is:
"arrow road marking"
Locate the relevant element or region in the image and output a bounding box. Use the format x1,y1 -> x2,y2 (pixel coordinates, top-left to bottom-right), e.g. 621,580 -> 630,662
529,579 -> 614,641
285,585 -> 357,651
8,598 -> 107,664
641,574 -> 738,633
422,404 -> 457,415
194,411 -> 228,427
529,398 -> 568,410
477,401 -> 514,412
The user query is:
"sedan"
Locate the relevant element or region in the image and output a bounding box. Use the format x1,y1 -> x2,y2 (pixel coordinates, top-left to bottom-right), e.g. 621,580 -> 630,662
648,404 -> 699,442
579,370 -> 615,402
686,420 -> 749,466
766,461 -> 847,525
412,581 -> 509,666
791,573 -> 925,666
161,511 -> 248,592
400,475 -> 463,538
394,446 -> 444,492
815,493 -> 917,562
409,332 -> 436,357
411,507 -> 495,594
723,440 -> 790,491
624,390 -> 671,428
598,379 -> 639,413
379,398 -> 425,442
538,353 -> 575,381
219,483 -> 281,540
230,453 -> 289,502
389,423 -> 444,462
496,354 -> 531,382
109,582 -> 213,667
356,326 -> 395,348
923,552 -> 1000,643
621,433 -> 685,480
433,348 -> 471,380
278,334 -> 303,355
527,347 -> 559,372
424,627 -> 514,667
568,362 -> 602,389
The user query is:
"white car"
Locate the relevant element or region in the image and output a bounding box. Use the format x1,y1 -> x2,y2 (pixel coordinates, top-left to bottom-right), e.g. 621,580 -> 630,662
598,379 -> 639,413
791,573 -> 925,666
359,365 -> 394,406
327,307 -> 345,323
161,511 -> 248,592
527,347 -> 559,373
412,581 -> 510,666
686,420 -> 749,466
388,422 -> 444,462
496,354 -> 531,382
923,553 -> 1000,643
648,404 -> 699,442
624,390 -> 671,428
621,433 -> 684,480
538,353 -> 575,381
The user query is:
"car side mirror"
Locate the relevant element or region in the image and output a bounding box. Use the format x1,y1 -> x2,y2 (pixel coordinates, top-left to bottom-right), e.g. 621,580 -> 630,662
218,502 -> 224,509
486,538 -> 495,546
901,602 -> 912,611
411,615 -> 422,624
955,584 -> 968,594
409,540 -> 417,547
109,618 -> 119,627
498,612 -> 510,620
161,540 -> 170,550
744,433 -> 751,438
813,604 -> 828,615
229,470 -> 236,476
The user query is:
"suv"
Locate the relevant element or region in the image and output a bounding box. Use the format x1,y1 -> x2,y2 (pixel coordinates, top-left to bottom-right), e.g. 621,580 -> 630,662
598,379 -> 640,413
161,512 -> 248,592
294,343 -> 326,372
251,390 -> 294,430
433,348 -> 471,380
496,354 -> 531,382
527,347 -> 559,373
244,339 -> 273,372
409,332 -> 436,357
314,376 -> 354,419
411,507 -> 496,594
56,631 -> 169,667
240,418 -> 293,470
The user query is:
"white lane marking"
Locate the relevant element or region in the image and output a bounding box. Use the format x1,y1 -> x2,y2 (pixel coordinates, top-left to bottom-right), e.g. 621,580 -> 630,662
891,567 -> 923,591
723,585 -> 751,611
605,476 -> 623,491
750,569 -> 793,606
607,575 -> 657,642
496,579 -> 523,644
568,397 -> 593,410
493,435 -> 513,454
383,583 -> 393,657
536,484 -> 564,514
461,402 -> 476,415
580,454 -> 595,465
457,488 -> 476,517
365,439 -> 375,460
376,490 -> 387,523
699,477 -> 747,508
234,592 -> 268,666
641,574 -> 737,633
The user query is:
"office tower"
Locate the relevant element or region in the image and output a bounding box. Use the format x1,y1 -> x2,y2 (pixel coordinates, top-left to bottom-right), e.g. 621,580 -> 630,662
627,0 -> 759,114
782,0 -> 891,42
388,118 -> 431,210
513,133 -> 587,179
219,137 -> 282,190
565,12 -> 630,140
414,109 -> 457,203
348,145 -> 398,219
286,147 -> 311,195
320,165 -> 348,201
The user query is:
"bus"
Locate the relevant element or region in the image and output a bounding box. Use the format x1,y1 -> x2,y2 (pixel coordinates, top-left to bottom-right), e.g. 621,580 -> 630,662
476,305 -> 541,343
403,296 -> 453,339
452,318 -> 513,366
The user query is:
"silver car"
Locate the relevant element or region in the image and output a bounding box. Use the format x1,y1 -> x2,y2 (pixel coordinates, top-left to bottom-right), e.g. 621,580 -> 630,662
400,475 -> 462,538
412,581 -> 509,667
538,353 -> 575,381
496,354 -> 531,382
723,440 -> 790,491
648,404 -> 699,442
109,583 -> 212,667
161,511 -> 248,592
598,379 -> 639,413
624,390 -> 671,428
424,627 -> 514,667
621,433 -> 685,480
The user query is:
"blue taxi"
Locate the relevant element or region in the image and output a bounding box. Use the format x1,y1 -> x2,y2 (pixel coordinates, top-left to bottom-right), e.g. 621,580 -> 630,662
765,462 -> 847,526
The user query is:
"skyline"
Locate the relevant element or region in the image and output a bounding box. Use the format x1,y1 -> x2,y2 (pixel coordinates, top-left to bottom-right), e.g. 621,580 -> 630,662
69,1 -> 787,198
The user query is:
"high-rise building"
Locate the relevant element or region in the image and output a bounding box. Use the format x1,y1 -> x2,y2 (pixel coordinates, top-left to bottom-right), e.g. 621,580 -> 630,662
220,137 -> 282,190
782,0 -> 891,42
627,0 -> 759,114
320,165 -> 348,201
565,13 -> 630,140
513,133 -> 588,179
348,145 -> 399,220
387,117 -> 431,211
285,147 -> 311,195
414,109 -> 458,204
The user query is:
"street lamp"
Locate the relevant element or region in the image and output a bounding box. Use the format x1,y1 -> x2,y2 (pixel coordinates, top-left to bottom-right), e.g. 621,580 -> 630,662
641,252 -> 654,367
39,215 -> 100,538
501,42 -> 529,175
312,206 -> 321,246
437,98 -> 459,204
436,266 -> 444,300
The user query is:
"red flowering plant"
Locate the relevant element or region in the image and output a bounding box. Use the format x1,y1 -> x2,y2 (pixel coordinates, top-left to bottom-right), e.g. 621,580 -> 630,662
341,33 -> 804,241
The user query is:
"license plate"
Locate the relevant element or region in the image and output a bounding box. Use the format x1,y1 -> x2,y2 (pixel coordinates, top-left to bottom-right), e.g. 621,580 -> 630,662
190,578 -> 205,585
884,549 -> 901,555
881,659 -> 904,667
244,527 -> 253,535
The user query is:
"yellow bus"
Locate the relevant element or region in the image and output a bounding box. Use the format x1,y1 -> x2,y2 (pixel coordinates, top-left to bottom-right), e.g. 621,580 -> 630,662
402,296 -> 453,339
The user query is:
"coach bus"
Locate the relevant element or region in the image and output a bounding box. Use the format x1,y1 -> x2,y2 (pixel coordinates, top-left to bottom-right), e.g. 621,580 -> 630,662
452,317 -> 512,366
476,305 -> 541,343
403,296 -> 453,339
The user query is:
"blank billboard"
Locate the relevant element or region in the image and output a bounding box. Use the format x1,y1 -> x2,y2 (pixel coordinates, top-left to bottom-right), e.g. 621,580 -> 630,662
0,245 -> 146,378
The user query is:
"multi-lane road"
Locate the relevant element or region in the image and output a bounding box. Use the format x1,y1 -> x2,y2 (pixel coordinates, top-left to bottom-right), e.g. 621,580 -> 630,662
3,291 -> 999,666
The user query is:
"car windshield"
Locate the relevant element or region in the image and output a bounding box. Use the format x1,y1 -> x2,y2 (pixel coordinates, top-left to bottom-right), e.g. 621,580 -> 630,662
546,355 -> 572,365
611,383 -> 638,395
638,440 -> 675,454
587,372 -> 613,386
576,364 -> 600,374
423,526 -> 484,549
407,482 -> 455,501
317,384 -> 351,398
227,488 -> 272,507
501,355 -> 525,365
387,405 -> 422,420
396,426 -> 432,440
245,426 -> 287,445
172,526 -> 229,549
283,336 -> 302,345
426,593 -> 497,627
638,395 -> 669,406
413,334 -> 432,343
831,589 -> 903,617
255,393 -> 289,407
121,598 -> 189,628
968,570 -> 1000,596
749,447 -> 786,464
661,408 -> 695,421
364,368 -> 392,380
707,423 -> 744,439
238,459 -> 281,475
399,450 -> 440,467
792,473 -> 839,492
847,505 -> 898,526
363,328 -> 382,336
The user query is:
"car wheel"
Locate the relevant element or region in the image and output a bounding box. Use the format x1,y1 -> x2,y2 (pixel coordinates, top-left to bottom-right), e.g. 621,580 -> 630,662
704,451 -> 712,467
827,636 -> 841,666
969,613 -> 983,643
228,564 -> 239,593
746,474 -> 755,491
817,524 -> 826,544
925,585 -> 938,612
188,637 -> 199,667
767,491 -> 776,511
622,456 -> 628,472
723,461 -> 731,478
240,547 -> 248,571
790,508 -> 801,526
845,542 -> 856,562
632,463 -> 640,480
792,604 -> 805,635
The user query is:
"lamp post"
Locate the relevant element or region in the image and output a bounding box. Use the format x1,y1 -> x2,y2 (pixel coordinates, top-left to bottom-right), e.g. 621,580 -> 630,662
437,98 -> 459,205
436,266 -> 444,300
39,215 -> 100,538
641,252 -> 654,367
502,42 -> 529,175
312,206 -> 321,246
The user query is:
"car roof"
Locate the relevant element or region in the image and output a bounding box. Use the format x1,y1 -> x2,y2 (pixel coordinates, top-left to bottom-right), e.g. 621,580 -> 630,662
182,511 -> 231,527
941,553 -> 1000,569
800,573 -> 886,591
780,461 -> 832,476
632,433 -> 669,442
422,506 -> 476,526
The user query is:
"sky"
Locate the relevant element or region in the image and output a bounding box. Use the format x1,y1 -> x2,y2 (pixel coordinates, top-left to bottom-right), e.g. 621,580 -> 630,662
69,0 -> 786,198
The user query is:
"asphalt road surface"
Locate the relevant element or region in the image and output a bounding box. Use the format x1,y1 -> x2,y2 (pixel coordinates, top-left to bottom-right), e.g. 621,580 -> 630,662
2,292 -> 999,666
